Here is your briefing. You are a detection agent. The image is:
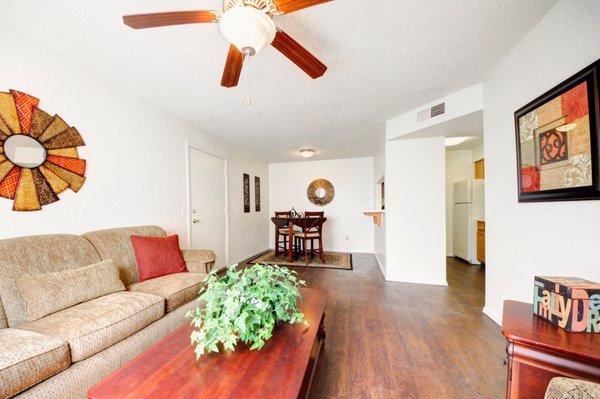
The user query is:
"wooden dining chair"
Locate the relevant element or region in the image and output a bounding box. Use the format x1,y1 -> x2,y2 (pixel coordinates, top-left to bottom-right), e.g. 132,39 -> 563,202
274,211 -> 291,256
294,216 -> 326,264
305,211 -> 324,218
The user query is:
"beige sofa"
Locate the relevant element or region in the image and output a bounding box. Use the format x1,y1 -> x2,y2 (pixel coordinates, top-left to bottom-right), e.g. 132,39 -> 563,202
0,226 -> 216,399
545,377 -> 600,398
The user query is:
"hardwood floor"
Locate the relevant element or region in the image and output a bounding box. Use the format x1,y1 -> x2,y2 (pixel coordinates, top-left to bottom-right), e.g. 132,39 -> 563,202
255,255 -> 506,398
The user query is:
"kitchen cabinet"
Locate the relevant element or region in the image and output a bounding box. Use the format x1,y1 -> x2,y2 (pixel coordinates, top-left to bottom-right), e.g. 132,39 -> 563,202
475,159 -> 485,179
477,221 -> 485,264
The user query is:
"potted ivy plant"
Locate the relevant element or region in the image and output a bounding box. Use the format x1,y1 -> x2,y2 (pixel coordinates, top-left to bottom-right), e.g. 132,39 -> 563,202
186,264 -> 308,359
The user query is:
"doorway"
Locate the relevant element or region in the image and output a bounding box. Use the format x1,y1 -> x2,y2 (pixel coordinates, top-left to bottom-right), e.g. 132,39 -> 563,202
445,135 -> 486,306
187,145 -> 229,267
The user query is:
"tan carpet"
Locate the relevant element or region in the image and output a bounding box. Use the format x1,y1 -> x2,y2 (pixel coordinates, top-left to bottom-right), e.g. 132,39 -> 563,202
247,251 -> 353,270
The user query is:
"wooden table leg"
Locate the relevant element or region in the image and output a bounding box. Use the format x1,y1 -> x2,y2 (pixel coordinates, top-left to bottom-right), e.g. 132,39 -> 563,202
275,227 -> 279,256
288,221 -> 294,263
318,313 -> 326,343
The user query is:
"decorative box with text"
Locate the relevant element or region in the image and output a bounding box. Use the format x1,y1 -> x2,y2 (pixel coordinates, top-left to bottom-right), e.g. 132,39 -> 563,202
533,276 -> 600,333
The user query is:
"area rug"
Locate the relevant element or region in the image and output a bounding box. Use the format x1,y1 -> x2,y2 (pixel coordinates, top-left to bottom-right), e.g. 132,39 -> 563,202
247,250 -> 353,271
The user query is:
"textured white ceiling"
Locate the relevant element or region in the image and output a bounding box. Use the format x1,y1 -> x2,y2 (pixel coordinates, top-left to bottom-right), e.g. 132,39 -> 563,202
0,0 -> 557,162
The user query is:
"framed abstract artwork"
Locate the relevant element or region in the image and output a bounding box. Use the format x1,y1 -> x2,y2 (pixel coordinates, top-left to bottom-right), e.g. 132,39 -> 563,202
0,89 -> 86,211
254,176 -> 261,212
243,173 -> 250,213
515,60 -> 600,202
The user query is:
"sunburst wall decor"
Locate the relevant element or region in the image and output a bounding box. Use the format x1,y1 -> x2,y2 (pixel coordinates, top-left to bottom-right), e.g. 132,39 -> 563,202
0,90 -> 86,211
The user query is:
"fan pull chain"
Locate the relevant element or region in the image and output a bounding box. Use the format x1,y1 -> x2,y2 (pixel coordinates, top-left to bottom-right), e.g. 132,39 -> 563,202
242,53 -> 252,106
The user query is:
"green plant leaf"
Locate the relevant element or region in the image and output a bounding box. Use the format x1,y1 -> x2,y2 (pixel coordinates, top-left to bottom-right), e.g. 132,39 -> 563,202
188,263 -> 309,359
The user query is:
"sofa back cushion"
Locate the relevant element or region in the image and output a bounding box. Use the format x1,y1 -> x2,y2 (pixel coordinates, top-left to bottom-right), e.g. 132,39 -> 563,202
82,226 -> 166,286
16,259 -> 125,322
0,234 -> 101,328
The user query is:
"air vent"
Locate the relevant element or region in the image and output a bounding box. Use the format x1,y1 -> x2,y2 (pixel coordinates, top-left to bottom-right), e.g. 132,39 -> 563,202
417,102 -> 446,122
431,103 -> 445,117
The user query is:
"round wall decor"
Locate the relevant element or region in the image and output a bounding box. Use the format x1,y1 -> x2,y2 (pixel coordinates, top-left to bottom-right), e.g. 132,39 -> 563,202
307,179 -> 334,206
0,89 -> 86,211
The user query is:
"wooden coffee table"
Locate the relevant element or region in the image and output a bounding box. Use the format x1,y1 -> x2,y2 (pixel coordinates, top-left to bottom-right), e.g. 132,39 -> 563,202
88,288 -> 327,399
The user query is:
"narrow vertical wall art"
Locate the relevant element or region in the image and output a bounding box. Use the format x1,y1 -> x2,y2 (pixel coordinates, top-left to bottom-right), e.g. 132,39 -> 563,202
243,173 -> 250,213
255,176 -> 261,212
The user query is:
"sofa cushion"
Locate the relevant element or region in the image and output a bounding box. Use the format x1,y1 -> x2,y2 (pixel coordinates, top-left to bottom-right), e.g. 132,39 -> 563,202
545,377 -> 600,399
127,272 -> 206,313
17,291 -> 165,362
16,260 -> 125,322
0,328 -> 70,398
0,234 -> 101,328
131,234 -> 187,282
182,249 -> 217,274
82,226 -> 167,286
0,302 -> 7,331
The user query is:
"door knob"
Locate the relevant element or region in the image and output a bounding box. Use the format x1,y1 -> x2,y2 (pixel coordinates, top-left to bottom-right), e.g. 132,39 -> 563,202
192,219 -> 200,224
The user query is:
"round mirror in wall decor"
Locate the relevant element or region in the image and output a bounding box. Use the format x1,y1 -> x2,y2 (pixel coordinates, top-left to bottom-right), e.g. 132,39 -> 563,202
307,179 -> 334,206
0,89 -> 86,212
3,135 -> 47,168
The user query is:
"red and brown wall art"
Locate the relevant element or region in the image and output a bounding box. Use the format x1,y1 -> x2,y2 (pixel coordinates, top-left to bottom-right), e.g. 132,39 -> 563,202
0,90 -> 86,211
515,60 -> 600,202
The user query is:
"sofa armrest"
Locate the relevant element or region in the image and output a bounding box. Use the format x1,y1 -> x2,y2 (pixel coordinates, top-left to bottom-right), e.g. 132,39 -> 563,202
182,249 -> 216,274
545,377 -> 600,399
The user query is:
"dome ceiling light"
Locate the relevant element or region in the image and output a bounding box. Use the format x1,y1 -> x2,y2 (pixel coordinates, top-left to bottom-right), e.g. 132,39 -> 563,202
445,137 -> 473,147
299,148 -> 316,158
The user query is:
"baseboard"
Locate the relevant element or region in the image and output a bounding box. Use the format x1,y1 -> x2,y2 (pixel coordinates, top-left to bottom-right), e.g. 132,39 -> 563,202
483,306 -> 502,326
385,275 -> 448,287
374,253 -> 386,279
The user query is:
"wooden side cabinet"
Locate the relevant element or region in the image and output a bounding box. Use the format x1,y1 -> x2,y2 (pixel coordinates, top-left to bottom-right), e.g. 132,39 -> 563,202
477,221 -> 485,264
502,301 -> 600,399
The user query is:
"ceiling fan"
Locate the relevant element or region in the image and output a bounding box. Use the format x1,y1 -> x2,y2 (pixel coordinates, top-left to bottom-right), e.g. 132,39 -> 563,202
123,0 -> 331,88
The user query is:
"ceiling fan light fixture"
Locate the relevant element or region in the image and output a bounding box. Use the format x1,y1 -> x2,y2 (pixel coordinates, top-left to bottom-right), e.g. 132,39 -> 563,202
299,148 -> 316,158
219,6 -> 276,56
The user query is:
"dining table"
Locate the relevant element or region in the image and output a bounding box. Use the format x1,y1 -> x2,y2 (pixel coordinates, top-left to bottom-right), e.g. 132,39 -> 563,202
271,216 -> 327,263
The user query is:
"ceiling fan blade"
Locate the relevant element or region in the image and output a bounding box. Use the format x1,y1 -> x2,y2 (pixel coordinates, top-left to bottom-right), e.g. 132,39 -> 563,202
221,45 -> 245,88
271,30 -> 327,79
123,11 -> 218,29
273,0 -> 332,14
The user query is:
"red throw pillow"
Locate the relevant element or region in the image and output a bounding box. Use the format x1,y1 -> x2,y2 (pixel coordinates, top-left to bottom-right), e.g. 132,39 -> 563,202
130,234 -> 187,282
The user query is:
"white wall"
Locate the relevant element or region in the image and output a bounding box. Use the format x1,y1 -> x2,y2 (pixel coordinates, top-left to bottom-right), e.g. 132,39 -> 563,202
445,150 -> 474,255
373,130 -> 386,276
268,157 -> 374,253
0,27 -> 269,264
385,137 -> 447,285
483,0 -> 600,323
386,84 -> 483,140
471,143 -> 484,162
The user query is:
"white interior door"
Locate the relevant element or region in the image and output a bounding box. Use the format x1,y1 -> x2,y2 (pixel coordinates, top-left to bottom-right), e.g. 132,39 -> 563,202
189,147 -> 228,267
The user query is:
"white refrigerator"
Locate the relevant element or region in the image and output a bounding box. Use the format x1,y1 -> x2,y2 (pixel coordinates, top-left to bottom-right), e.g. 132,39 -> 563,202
453,180 -> 485,264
